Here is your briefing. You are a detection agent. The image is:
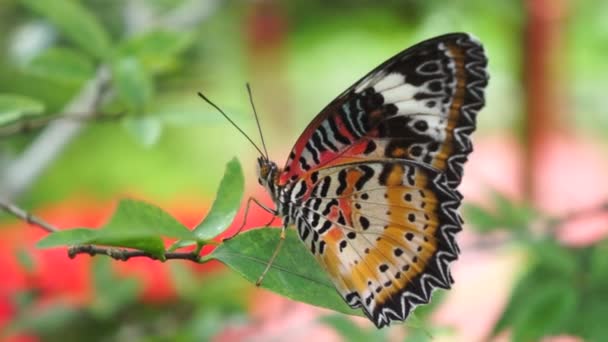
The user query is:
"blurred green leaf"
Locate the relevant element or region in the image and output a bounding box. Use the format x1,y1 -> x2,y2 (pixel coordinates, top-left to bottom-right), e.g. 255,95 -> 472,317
589,240 -> 608,287
37,199 -> 195,258
185,309 -> 226,342
493,269 -> 544,335
575,292 -> 608,341
320,314 -> 380,342
510,283 -> 578,341
171,158 -> 244,251
0,93 -> 44,124
464,191 -> 536,233
14,248 -> 36,273
89,258 -> 140,319
493,191 -> 536,231
117,30 -> 195,74
531,239 -> 577,276
25,48 -> 95,84
210,228 -> 361,317
20,0 -> 111,59
493,241 -> 578,338
11,290 -> 38,311
111,57 -> 154,112
463,203 -> 500,233
36,228 -> 98,248
122,116 -> 163,147
5,304 -> 79,338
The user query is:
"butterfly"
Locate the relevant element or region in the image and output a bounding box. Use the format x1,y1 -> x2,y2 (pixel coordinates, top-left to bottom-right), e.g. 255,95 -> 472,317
203,32 -> 488,328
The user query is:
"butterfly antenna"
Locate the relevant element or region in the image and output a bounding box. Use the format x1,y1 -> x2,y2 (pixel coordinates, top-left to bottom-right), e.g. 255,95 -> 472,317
197,91 -> 266,158
246,83 -> 269,160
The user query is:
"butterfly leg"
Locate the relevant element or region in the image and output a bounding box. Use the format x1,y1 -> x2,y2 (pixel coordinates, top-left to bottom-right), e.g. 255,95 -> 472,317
223,197 -> 277,242
255,223 -> 287,286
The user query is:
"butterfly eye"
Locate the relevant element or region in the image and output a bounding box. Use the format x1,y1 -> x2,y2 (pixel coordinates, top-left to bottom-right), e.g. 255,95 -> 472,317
258,178 -> 263,185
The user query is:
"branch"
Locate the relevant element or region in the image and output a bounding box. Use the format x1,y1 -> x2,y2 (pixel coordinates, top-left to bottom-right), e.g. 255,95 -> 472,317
67,245 -> 201,263
0,199 -> 57,233
0,0 -> 220,201
0,200 -> 202,263
0,67 -> 112,200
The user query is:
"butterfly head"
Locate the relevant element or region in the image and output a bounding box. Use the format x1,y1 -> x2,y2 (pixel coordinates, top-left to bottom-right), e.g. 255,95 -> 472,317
256,157 -> 279,194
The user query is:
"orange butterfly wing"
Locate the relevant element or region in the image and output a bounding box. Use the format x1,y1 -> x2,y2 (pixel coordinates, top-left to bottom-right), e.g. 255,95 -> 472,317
277,33 -> 487,327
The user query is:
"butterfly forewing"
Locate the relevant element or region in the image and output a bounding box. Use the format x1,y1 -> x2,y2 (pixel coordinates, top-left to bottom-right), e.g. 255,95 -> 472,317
279,33 -> 488,188
267,33 -> 488,328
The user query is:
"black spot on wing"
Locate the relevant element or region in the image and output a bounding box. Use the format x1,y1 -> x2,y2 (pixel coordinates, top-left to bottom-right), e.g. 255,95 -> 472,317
336,169 -> 348,195
355,165 -> 374,190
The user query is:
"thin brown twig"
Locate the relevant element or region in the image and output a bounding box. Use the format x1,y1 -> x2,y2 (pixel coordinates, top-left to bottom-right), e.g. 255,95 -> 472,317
67,245 -> 201,262
0,200 -> 202,263
0,199 -> 57,233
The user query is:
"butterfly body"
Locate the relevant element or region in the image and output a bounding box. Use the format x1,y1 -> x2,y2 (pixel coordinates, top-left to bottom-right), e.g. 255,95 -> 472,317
255,33 -> 488,327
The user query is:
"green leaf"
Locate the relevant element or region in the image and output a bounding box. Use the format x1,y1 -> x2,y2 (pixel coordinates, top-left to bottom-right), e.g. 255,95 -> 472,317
531,239 -> 577,276
0,93 -> 45,124
111,57 -> 154,112
122,116 -> 163,147
320,314 -> 379,342
464,192 -> 537,233
5,304 -> 78,337
37,199 -> 195,258
575,292 -> 608,341
89,258 -> 140,319
170,158 -> 244,250
463,203 -> 501,233
25,48 -> 95,84
20,0 -> 111,59
493,253 -> 578,338
210,228 -> 361,317
117,30 -> 195,74
589,240 -> 608,287
493,191 -> 535,231
510,283 -> 578,341
36,228 -> 98,248
492,269 -> 544,335
14,248 -> 36,273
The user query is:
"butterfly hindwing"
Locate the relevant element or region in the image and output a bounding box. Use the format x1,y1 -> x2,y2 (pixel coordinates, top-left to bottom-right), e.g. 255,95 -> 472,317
279,33 -> 488,188
289,160 -> 462,328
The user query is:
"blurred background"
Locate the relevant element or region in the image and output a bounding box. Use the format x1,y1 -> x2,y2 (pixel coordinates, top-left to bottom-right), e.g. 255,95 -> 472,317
0,0 -> 607,341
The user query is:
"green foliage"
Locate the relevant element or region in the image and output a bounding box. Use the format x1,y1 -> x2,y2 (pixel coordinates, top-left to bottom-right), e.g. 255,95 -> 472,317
122,116 -> 163,147
89,259 -> 140,319
24,48 -> 95,85
493,238 -> 608,341
210,227 -> 361,316
111,57 -> 154,113
116,30 -> 196,74
320,314 -> 385,342
0,93 -> 45,124
464,191 -> 536,233
19,0 -> 112,59
171,158 -> 244,250
37,198 -> 195,258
